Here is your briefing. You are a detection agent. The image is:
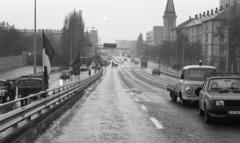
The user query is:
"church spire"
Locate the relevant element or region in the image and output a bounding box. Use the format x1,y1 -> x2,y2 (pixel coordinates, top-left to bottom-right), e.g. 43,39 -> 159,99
165,0 -> 176,14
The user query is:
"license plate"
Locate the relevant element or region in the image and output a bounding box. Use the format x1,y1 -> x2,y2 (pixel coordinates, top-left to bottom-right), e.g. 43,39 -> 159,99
228,111 -> 240,114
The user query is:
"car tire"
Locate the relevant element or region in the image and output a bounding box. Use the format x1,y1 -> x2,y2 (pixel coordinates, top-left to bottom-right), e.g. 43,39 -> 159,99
2,97 -> 7,103
204,105 -> 212,124
198,103 -> 204,116
171,93 -> 177,102
180,96 -> 186,106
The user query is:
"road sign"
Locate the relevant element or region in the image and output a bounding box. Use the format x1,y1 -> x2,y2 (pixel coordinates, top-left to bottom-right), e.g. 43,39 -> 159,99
103,43 -> 117,48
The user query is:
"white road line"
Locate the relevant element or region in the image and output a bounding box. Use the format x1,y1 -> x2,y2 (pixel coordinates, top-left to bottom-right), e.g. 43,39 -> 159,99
140,105 -> 147,111
150,117 -> 164,129
134,97 -> 139,102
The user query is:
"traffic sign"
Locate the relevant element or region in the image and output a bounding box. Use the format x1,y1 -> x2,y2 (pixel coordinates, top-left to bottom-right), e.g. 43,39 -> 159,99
103,43 -> 117,48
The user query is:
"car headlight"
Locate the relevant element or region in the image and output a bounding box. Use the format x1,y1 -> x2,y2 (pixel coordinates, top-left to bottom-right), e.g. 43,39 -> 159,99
185,87 -> 193,94
215,101 -> 224,106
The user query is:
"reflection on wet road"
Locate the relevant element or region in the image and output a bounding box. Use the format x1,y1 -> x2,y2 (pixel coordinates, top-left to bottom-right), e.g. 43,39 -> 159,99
35,65 -> 168,143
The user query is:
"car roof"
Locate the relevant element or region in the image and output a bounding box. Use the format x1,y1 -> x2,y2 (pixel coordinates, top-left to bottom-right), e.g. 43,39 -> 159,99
208,74 -> 240,80
183,65 -> 216,70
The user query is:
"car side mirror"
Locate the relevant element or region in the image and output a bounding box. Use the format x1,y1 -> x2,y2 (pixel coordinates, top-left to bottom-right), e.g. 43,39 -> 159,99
181,74 -> 184,80
195,87 -> 202,96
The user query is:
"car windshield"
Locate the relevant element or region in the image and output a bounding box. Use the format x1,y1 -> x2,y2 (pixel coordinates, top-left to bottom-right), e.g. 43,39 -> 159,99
187,69 -> 216,81
0,81 -> 6,86
208,78 -> 240,91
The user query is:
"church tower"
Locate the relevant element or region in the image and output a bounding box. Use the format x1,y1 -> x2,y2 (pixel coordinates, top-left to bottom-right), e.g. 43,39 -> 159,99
163,0 -> 177,41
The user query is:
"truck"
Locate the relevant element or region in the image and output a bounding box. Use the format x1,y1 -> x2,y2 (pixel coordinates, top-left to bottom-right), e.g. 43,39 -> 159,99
167,62 -> 217,106
140,56 -> 148,68
0,79 -> 16,103
17,74 -> 48,106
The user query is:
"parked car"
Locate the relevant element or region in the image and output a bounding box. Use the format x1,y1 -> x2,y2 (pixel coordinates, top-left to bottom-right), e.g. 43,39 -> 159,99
152,68 -> 161,75
172,64 -> 180,71
131,58 -> 135,62
135,60 -> 139,65
60,70 -> 70,79
80,64 -> 88,72
112,62 -> 118,67
196,73 -> 240,124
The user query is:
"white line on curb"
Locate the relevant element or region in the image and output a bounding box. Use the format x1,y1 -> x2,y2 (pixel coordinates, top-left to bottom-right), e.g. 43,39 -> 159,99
140,105 -> 147,111
150,117 -> 164,129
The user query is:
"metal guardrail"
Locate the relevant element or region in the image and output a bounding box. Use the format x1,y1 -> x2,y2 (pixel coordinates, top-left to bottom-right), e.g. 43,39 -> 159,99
0,69 -> 103,133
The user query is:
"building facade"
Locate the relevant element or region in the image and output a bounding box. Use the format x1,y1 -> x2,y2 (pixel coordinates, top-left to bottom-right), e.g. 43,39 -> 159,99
172,3 -> 240,70
89,30 -> 98,48
146,31 -> 154,45
220,0 -> 240,7
153,26 -> 164,46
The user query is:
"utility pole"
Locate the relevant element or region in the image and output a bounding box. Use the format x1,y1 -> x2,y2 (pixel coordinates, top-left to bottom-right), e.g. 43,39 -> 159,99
34,0 -> 37,74
226,0 -> 230,72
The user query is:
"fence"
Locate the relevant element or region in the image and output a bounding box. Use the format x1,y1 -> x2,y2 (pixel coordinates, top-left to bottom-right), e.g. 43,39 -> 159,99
0,55 -> 28,72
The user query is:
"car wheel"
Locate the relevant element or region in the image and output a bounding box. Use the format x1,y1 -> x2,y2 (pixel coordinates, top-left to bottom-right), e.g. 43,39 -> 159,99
180,96 -> 186,106
204,105 -> 212,124
2,97 -> 7,103
198,101 -> 204,116
171,93 -> 177,102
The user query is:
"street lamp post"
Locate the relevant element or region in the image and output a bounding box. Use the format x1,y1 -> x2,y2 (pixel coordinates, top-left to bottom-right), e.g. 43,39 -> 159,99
34,0 -> 37,74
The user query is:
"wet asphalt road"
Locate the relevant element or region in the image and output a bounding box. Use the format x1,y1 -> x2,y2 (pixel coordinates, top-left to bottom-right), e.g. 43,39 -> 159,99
35,60 -> 240,143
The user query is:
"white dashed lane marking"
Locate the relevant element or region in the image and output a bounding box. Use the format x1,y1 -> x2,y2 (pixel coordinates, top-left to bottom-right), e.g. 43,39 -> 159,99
134,97 -> 139,102
140,105 -> 147,111
150,117 -> 164,129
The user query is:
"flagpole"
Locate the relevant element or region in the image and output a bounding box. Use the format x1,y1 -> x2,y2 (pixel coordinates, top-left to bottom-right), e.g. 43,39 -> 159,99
34,0 -> 37,74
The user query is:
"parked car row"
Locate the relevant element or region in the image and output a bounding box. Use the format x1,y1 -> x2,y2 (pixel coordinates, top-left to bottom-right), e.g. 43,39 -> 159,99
167,62 -> 240,124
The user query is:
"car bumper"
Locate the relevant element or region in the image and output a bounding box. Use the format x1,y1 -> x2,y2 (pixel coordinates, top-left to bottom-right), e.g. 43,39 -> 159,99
60,76 -> 70,79
208,107 -> 240,117
182,96 -> 198,101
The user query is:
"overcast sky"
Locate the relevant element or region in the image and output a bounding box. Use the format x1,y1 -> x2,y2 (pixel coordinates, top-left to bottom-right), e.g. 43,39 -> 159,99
1,0 -> 220,43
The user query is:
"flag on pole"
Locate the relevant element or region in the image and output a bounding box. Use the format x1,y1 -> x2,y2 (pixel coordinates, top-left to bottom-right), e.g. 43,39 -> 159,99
42,30 -> 55,75
71,50 -> 81,76
42,30 -> 55,90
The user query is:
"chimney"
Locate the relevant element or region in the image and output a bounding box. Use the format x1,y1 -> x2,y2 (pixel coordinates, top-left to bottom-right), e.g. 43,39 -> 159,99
207,10 -> 209,16
195,14 -> 198,19
199,13 -> 202,18
211,9 -> 214,15
203,12 -> 205,17
215,7 -> 218,13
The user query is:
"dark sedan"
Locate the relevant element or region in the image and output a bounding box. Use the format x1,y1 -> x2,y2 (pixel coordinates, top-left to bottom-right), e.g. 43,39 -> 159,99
152,68 -> 161,75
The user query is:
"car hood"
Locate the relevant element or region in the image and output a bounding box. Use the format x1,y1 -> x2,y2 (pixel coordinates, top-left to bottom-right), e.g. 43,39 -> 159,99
210,92 -> 240,100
